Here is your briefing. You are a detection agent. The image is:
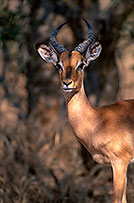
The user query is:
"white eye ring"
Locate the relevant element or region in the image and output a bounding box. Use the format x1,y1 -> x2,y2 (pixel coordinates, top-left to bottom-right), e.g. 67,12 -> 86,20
77,63 -> 84,70
56,62 -> 63,71
56,63 -> 63,70
75,60 -> 85,70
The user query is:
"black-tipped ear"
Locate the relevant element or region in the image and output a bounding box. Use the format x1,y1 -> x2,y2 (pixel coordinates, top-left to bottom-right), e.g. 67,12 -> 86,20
35,43 -> 41,50
85,42 -> 102,66
36,43 -> 58,65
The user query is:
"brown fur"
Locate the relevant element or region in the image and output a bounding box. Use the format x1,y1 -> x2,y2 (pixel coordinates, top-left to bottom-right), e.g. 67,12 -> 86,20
58,51 -> 134,203
37,40 -> 133,202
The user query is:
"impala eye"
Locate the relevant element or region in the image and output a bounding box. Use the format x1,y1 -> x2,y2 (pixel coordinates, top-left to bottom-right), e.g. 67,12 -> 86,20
56,63 -> 63,71
77,63 -> 84,70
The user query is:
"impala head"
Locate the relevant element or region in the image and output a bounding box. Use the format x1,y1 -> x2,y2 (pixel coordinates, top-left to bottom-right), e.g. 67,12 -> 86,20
36,18 -> 102,99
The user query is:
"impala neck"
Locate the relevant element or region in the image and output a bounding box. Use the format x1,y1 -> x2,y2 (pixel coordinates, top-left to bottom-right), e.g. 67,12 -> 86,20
66,82 -> 96,116
64,83 -> 98,145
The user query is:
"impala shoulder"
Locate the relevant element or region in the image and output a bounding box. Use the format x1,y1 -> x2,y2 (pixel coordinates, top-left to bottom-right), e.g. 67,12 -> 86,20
98,99 -> 134,113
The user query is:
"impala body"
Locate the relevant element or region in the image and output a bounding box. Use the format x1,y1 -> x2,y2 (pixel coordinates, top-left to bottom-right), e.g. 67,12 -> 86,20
36,18 -> 134,203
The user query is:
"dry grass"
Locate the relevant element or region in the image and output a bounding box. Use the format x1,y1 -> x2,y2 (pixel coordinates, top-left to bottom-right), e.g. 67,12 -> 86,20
0,108 -> 134,203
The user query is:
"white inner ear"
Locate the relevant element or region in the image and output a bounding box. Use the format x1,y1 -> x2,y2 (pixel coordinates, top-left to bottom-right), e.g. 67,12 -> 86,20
38,47 -> 51,61
85,42 -> 102,66
37,45 -> 58,65
75,60 -> 82,70
92,43 -> 102,58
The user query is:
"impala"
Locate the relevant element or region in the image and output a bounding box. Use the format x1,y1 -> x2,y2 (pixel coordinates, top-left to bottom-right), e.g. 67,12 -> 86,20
36,18 -> 134,203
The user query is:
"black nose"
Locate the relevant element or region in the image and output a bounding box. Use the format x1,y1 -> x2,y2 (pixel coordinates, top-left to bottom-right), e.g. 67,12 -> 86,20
63,81 -> 72,87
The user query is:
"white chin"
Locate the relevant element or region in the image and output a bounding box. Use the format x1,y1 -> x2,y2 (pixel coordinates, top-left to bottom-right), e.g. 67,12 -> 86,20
62,88 -> 74,92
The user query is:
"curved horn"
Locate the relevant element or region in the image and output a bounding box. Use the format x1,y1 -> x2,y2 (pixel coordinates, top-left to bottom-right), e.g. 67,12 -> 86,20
50,22 -> 68,54
74,18 -> 95,54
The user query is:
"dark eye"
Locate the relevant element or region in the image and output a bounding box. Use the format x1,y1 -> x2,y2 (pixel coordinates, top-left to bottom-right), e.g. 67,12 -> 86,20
56,63 -> 63,71
77,63 -> 84,70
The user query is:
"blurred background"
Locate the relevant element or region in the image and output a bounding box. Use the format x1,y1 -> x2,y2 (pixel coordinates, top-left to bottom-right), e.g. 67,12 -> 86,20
0,0 -> 134,202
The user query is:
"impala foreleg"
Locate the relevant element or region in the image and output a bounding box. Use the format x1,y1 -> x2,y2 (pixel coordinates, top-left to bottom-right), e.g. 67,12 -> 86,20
112,160 -> 128,203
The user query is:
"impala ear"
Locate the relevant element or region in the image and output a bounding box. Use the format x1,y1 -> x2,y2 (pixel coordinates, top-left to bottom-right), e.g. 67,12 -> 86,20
85,42 -> 102,66
36,43 -> 58,65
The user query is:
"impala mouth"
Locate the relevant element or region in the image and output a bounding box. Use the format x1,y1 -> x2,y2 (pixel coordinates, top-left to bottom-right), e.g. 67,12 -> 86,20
62,87 -> 75,92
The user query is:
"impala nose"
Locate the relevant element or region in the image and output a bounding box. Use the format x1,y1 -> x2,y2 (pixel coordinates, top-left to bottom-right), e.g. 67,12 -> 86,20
63,80 -> 72,87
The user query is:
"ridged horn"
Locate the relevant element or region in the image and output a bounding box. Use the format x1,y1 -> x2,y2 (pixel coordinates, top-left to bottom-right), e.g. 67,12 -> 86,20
74,17 -> 95,54
50,22 -> 68,54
